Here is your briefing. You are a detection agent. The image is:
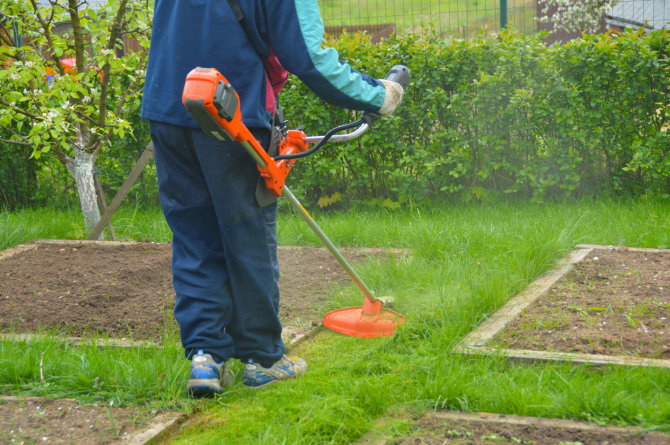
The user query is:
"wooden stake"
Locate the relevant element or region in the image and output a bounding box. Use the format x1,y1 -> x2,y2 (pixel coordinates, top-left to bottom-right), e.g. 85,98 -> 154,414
88,142 -> 153,241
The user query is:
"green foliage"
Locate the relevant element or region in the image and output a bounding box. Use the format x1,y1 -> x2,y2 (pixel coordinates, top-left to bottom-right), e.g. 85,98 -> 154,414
101,111 -> 156,207
0,0 -> 152,214
3,19 -> 668,211
280,28 -> 670,208
0,0 -> 150,157
0,142 -> 38,210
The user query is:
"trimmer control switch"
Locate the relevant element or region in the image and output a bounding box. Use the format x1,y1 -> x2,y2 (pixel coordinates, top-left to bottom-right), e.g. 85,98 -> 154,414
213,80 -> 238,122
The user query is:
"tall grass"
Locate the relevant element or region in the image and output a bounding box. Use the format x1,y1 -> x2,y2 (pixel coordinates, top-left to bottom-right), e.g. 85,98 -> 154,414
0,206 -> 169,251
0,334 -> 189,411
1,198 -> 669,442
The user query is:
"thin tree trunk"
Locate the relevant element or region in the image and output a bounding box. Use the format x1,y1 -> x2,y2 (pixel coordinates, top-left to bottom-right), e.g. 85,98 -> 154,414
66,149 -> 101,238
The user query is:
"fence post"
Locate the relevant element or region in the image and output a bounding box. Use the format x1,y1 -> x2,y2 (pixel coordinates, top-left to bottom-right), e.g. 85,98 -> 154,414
12,22 -> 23,47
500,0 -> 508,29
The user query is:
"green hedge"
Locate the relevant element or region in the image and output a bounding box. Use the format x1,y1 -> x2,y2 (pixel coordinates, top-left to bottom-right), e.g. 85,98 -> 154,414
0,142 -> 38,210
7,28 -> 667,210
281,28 -> 670,207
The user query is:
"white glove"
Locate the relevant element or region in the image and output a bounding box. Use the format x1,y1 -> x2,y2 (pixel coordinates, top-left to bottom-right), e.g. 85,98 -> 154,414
378,79 -> 404,116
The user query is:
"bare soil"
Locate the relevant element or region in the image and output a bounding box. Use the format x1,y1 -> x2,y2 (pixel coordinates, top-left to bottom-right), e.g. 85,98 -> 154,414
0,396 -> 155,444
393,414 -> 669,445
0,242 -> 393,342
494,247 -> 670,359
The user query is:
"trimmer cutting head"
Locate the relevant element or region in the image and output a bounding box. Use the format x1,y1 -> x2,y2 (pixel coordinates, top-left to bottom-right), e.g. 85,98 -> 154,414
323,298 -> 405,338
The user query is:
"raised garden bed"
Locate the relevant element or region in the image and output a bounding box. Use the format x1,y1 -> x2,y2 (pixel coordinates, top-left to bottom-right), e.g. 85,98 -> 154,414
0,395 -> 184,445
371,411 -> 669,444
456,245 -> 670,368
0,240 -> 398,344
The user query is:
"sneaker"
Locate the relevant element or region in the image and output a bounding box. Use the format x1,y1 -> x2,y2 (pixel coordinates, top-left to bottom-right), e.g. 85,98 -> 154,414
243,355 -> 307,388
187,350 -> 233,397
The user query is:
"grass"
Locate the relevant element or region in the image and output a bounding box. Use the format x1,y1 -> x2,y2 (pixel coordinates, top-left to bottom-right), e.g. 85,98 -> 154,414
0,198 -> 669,442
0,332 -> 188,411
0,205 -> 171,251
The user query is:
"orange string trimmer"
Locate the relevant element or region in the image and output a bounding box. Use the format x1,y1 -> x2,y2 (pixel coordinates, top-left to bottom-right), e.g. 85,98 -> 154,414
183,66 -> 407,338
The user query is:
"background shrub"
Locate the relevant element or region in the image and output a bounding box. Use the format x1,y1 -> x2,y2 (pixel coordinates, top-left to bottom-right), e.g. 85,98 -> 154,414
0,140 -> 38,210
282,27 -> 670,208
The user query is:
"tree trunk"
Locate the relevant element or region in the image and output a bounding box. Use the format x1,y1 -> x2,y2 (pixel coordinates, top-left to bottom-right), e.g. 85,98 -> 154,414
66,149 -> 102,239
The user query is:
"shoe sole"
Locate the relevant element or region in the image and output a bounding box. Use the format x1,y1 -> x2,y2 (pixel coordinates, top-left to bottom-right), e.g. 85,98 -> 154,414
188,378 -> 223,397
243,369 -> 307,388
243,378 -> 283,388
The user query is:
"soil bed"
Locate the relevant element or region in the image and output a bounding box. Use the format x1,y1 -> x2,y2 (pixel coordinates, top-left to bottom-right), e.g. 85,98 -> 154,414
0,396 -> 158,444
0,242 -> 394,341
393,413 -> 669,444
494,247 -> 670,359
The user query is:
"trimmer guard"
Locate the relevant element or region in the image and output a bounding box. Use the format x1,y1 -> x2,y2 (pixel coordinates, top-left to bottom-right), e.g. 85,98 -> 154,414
323,298 -> 405,338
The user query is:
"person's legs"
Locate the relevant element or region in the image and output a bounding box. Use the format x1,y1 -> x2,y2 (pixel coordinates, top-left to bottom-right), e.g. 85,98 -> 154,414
151,121 -> 285,367
188,128 -> 286,366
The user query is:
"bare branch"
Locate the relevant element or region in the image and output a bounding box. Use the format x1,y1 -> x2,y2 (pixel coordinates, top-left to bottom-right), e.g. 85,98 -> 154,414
66,0 -> 86,73
0,119 -> 69,167
72,108 -> 100,126
0,27 -> 13,47
4,125 -> 34,144
30,0 -> 66,75
0,133 -> 66,163
45,1 -> 59,26
49,140 -> 70,165
0,137 -> 32,147
0,97 -> 44,121
87,0 -> 130,154
30,142 -> 70,165
0,103 -> 69,166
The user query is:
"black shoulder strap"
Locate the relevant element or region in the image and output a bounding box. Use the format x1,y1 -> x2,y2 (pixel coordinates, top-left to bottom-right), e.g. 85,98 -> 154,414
224,0 -> 284,123
226,0 -> 269,60
226,0 -> 245,22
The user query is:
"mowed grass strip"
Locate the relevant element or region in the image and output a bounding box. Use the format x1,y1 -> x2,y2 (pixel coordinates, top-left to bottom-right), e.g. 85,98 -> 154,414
0,199 -> 669,442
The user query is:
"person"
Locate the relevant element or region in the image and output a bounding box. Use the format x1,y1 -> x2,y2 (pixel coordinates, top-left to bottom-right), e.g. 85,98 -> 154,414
140,0 -> 404,396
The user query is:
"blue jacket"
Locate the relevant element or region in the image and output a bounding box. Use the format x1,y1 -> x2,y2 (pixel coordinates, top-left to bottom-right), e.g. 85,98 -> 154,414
141,0 -> 387,130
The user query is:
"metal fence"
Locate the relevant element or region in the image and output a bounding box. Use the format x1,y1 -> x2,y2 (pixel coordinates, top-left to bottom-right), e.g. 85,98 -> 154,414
317,0 -> 670,40
317,0 -> 538,39
607,0 -> 670,31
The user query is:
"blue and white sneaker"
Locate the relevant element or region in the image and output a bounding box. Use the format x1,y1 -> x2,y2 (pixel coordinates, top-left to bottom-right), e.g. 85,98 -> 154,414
243,355 -> 307,388
187,350 -> 233,397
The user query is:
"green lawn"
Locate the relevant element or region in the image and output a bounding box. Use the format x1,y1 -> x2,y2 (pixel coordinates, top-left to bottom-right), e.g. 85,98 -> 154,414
0,199 -> 669,443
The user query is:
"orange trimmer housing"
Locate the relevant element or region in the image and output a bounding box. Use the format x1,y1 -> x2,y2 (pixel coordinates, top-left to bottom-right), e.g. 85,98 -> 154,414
182,67 -> 308,196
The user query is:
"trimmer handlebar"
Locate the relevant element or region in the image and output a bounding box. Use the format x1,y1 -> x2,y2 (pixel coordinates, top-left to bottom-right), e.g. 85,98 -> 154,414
277,65 -> 411,159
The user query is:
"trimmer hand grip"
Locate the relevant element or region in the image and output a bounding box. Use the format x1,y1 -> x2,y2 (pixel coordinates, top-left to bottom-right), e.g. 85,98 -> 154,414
384,65 -> 410,88
362,65 -> 410,125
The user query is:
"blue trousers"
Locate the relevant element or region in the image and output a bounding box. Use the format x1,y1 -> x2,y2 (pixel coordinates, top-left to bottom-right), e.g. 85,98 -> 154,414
150,121 -> 285,366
